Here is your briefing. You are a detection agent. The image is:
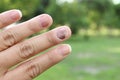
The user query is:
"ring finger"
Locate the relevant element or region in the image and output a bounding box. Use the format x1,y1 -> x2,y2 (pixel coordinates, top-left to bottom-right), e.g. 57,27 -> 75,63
3,44 -> 71,80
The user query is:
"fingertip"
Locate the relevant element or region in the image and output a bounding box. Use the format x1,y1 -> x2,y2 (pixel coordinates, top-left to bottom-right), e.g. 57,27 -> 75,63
10,9 -> 22,20
56,26 -> 72,40
65,44 -> 72,53
43,14 -> 53,26
57,44 -> 72,56
15,9 -> 22,18
63,26 -> 72,38
39,14 -> 53,28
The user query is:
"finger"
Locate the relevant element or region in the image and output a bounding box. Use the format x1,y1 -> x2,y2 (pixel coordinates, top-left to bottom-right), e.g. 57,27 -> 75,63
4,44 -> 71,80
0,9 -> 22,28
0,26 -> 71,69
0,14 -> 53,51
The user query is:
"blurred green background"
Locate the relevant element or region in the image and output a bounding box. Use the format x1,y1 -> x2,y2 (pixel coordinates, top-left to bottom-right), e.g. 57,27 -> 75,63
1,0 -> 120,80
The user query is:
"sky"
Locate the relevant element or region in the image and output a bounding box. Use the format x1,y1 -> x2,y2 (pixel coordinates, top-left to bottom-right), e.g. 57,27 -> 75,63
58,0 -> 120,5
113,0 -> 120,4
57,0 -> 74,4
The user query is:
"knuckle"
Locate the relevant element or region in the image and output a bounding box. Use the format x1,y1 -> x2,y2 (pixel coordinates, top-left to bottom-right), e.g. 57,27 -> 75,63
0,16 -> 9,27
46,53 -> 56,65
0,20 -> 3,27
26,21 -> 40,32
46,33 -> 59,45
0,17 -> 4,27
26,62 -> 41,79
0,62 -> 4,69
2,30 -> 16,48
18,43 -> 35,59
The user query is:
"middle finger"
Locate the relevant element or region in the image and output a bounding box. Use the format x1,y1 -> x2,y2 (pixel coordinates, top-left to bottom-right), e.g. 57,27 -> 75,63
0,14 -> 52,51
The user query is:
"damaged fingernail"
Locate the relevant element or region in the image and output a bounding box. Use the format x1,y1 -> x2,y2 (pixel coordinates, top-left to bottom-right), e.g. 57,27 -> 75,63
56,27 -> 67,39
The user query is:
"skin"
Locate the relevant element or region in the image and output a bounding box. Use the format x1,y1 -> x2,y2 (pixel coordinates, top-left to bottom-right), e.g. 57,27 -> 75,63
0,10 -> 71,80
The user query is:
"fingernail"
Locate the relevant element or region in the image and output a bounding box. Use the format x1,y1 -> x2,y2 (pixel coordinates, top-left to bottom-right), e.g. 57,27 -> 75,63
57,27 -> 67,39
10,10 -> 22,20
58,44 -> 72,56
39,14 -> 50,27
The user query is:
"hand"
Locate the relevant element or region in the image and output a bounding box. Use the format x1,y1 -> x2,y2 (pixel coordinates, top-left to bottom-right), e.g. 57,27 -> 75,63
0,10 -> 71,80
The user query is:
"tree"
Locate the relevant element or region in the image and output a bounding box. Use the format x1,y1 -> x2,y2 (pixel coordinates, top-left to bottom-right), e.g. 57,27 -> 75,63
0,0 -> 40,21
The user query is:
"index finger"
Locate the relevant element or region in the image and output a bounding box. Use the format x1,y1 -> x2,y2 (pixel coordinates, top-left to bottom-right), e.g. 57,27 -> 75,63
0,9 -> 22,28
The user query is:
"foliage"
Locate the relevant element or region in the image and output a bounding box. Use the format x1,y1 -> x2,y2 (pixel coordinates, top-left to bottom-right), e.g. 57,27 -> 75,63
46,0 -> 120,34
0,0 -> 41,21
0,0 -> 120,34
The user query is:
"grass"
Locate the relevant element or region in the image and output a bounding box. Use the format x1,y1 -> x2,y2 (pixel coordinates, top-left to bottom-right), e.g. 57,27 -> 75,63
34,36 -> 120,80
